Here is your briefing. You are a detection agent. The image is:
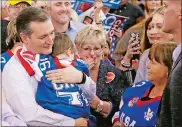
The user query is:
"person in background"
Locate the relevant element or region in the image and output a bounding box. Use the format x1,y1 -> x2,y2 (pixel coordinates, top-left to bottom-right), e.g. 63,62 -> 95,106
158,0 -> 182,127
134,7 -> 174,84
136,0 -> 145,12
2,88 -> 27,126
1,0 -> 32,53
32,0 -> 47,10
1,1 -> 8,19
110,0 -> 145,31
75,25 -> 129,126
114,19 -> 145,68
144,0 -> 162,17
48,0 -> 85,43
102,35 -> 113,65
1,18 -> 22,71
113,19 -> 145,85
112,41 -> 177,127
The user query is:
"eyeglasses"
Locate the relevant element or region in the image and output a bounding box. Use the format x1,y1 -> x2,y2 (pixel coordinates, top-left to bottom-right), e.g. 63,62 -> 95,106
82,47 -> 101,54
10,4 -> 28,10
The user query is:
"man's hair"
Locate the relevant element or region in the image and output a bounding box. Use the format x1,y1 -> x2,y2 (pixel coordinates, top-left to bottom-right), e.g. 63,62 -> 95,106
6,18 -> 21,49
149,41 -> 177,73
16,7 -> 50,37
75,25 -> 106,48
52,32 -> 75,56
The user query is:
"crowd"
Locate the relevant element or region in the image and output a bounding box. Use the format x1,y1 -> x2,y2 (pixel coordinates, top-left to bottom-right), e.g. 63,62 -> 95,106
1,0 -> 181,127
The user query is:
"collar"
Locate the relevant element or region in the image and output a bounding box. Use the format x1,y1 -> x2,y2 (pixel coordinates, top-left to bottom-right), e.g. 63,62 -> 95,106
173,43 -> 182,63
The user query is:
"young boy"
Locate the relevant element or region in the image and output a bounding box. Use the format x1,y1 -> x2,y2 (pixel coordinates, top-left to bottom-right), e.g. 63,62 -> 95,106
35,33 -> 93,119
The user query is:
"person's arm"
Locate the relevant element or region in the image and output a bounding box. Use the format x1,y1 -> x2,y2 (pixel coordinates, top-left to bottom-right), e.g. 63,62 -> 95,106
46,65 -> 96,101
2,63 -> 76,126
133,50 -> 149,84
112,97 -> 125,127
2,88 -> 27,126
94,0 -> 104,29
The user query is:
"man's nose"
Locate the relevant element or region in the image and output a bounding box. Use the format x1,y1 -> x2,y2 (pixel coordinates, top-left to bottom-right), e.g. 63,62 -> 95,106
46,35 -> 54,45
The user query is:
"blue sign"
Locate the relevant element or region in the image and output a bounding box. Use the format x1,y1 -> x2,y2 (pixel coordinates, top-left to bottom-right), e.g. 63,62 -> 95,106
75,0 -> 122,9
103,13 -> 128,58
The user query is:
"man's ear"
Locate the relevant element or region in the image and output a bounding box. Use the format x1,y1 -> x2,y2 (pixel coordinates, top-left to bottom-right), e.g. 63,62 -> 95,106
19,33 -> 28,44
178,10 -> 181,20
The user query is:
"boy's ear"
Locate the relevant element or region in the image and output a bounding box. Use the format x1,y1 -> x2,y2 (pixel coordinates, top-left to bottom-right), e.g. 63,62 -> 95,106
65,47 -> 73,57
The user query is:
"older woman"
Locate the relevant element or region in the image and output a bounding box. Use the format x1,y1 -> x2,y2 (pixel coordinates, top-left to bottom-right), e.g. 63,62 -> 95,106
112,41 -> 177,127
75,25 -> 129,126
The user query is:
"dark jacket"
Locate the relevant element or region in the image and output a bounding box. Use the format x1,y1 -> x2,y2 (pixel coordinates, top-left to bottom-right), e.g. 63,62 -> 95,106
91,60 -> 129,126
158,52 -> 182,127
1,19 -> 9,53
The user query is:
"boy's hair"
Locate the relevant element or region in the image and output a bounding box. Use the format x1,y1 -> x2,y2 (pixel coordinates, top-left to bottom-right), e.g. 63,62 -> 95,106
52,32 -> 75,56
149,41 -> 177,73
6,18 -> 21,49
75,25 -> 106,48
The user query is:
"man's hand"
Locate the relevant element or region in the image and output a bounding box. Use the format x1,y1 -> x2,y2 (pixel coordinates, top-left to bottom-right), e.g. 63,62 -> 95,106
46,65 -> 83,84
75,117 -> 88,127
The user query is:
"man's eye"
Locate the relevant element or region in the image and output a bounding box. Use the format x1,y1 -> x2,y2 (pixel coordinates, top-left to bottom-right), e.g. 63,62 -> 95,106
65,2 -> 70,6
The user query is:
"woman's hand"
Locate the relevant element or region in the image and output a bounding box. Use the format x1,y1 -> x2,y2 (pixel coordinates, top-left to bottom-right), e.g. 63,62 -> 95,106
113,121 -> 124,127
84,57 -> 95,70
125,38 -> 141,60
75,117 -> 88,127
45,65 -> 83,84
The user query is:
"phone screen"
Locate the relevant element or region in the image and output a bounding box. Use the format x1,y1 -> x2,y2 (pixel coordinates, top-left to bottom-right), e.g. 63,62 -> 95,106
83,16 -> 93,24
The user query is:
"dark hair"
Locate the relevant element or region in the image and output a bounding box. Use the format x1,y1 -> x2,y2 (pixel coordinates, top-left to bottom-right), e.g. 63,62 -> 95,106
16,7 -> 50,38
149,41 -> 177,73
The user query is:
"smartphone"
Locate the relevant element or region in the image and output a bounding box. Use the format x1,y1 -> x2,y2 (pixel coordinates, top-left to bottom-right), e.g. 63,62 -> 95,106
130,32 -> 140,60
83,16 -> 93,24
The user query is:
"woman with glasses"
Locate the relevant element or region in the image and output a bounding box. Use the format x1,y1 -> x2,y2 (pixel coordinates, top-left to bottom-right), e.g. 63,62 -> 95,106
75,25 -> 129,126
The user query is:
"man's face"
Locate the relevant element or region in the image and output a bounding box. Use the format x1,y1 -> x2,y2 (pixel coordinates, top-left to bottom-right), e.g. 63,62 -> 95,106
21,19 -> 55,55
7,2 -> 29,20
162,0 -> 181,34
49,0 -> 71,25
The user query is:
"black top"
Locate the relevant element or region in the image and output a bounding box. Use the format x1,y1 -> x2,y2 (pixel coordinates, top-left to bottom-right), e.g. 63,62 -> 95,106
91,60 -> 129,126
109,2 -> 145,31
1,19 -> 9,53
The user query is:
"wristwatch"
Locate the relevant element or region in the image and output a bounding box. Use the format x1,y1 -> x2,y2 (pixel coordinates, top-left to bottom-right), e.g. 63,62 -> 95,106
96,100 -> 104,112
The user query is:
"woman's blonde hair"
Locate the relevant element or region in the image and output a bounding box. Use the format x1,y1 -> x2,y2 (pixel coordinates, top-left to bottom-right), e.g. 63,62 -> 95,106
149,41 -> 177,73
52,33 -> 75,56
6,18 -> 20,49
75,25 -> 106,48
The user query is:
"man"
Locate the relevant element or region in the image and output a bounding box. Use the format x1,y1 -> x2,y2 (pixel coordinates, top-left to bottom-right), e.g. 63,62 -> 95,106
109,0 -> 145,31
159,0 -> 182,127
1,0 -> 32,53
2,7 -> 94,126
48,0 -> 85,43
